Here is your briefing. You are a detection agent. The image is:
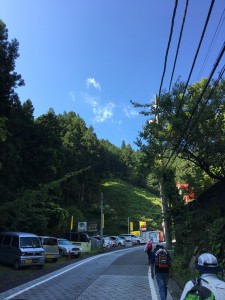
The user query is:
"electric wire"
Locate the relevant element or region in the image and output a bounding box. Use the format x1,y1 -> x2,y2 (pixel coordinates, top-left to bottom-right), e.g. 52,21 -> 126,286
161,0 -> 215,158
169,0 -> 189,92
197,8 -> 225,81
158,0 -> 178,99
183,64 -> 225,150
165,41 -> 225,168
175,0 -> 215,118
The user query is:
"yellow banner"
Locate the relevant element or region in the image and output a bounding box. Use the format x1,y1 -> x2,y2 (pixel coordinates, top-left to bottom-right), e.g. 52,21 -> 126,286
139,221 -> 146,230
70,215 -> 74,230
131,231 -> 140,236
130,222 -> 133,232
101,213 -> 104,229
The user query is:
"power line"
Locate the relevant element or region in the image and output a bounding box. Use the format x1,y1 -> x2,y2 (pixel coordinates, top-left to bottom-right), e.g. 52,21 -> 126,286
183,64 -> 225,150
158,0 -> 178,99
169,0 -> 189,92
165,41 -> 225,168
161,0 -> 215,159
197,8 -> 225,81
175,0 -> 215,118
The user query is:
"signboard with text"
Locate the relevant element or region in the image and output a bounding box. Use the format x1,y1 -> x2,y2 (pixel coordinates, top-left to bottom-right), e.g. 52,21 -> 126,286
88,223 -> 98,232
78,222 -> 87,232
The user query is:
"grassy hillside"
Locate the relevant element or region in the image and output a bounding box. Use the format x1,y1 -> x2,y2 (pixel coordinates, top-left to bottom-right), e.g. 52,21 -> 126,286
101,179 -> 162,235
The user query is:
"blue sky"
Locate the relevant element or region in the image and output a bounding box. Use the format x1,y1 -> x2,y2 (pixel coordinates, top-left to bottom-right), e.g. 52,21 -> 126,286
0,0 -> 224,149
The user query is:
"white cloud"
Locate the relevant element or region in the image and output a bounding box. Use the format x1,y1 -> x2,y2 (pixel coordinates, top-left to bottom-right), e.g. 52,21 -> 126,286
83,92 -> 99,108
112,119 -> 122,125
68,90 -> 76,102
123,105 -> 139,118
94,102 -> 115,123
82,92 -> 115,123
86,77 -> 101,90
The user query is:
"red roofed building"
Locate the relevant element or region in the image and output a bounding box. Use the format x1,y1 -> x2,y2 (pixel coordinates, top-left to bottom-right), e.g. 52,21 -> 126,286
176,182 -> 195,204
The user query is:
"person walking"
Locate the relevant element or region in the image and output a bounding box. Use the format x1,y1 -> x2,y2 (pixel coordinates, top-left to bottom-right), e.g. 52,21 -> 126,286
151,245 -> 171,300
180,253 -> 225,300
144,239 -> 153,264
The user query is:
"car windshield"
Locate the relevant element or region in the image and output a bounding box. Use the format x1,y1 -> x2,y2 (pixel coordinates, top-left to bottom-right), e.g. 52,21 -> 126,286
20,237 -> 42,248
59,240 -> 72,245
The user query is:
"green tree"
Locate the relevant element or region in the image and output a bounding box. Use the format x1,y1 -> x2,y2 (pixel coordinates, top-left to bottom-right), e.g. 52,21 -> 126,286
0,20 -> 24,117
156,79 -> 225,181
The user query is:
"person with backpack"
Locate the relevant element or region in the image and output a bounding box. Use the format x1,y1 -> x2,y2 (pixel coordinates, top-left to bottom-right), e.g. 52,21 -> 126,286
144,239 -> 153,264
151,244 -> 171,300
180,253 -> 225,300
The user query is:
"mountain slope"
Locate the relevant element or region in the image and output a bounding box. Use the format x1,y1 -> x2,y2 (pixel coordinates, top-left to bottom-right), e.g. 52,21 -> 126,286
101,179 -> 162,235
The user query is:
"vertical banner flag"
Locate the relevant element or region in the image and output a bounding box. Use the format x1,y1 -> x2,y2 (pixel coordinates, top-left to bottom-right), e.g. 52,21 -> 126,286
130,222 -> 133,232
70,215 -> 74,230
139,221 -> 146,231
101,213 -> 104,229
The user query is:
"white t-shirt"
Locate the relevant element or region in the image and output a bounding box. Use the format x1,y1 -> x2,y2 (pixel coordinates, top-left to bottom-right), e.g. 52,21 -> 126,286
180,274 -> 225,300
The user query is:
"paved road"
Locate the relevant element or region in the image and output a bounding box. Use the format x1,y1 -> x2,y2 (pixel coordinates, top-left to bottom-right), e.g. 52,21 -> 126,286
0,247 -> 174,300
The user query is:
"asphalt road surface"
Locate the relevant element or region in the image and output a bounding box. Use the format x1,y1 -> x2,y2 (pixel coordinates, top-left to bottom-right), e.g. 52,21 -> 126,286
0,246 -> 174,300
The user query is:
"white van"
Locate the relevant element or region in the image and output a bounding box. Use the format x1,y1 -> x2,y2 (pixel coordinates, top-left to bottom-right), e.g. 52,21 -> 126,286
0,232 -> 45,269
39,236 -> 60,262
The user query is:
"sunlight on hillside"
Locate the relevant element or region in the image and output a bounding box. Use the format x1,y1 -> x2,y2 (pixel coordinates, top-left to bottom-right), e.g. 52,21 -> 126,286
101,179 -> 162,234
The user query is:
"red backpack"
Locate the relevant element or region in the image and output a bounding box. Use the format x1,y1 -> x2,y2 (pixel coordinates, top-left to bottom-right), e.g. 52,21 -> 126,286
146,242 -> 152,251
155,249 -> 171,268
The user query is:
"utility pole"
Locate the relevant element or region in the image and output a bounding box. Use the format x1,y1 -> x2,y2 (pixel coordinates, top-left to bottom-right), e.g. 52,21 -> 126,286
154,94 -> 171,248
160,173 -> 170,248
100,192 -> 104,246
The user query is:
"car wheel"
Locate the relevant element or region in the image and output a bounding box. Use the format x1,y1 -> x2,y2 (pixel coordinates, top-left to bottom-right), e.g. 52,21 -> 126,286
137,240 -> 140,245
59,249 -> 64,257
13,260 -> 20,270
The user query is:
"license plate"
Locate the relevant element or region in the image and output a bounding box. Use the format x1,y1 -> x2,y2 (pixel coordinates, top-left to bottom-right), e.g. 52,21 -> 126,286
46,254 -> 53,258
26,259 -> 32,264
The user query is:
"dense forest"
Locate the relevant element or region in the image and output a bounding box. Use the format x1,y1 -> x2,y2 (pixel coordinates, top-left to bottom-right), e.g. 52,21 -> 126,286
0,20 -> 153,236
1,19 -> 225,272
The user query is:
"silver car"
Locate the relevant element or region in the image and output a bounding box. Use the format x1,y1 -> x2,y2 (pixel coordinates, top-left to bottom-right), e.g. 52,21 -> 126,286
110,236 -> 126,246
39,236 -> 60,262
57,238 -> 82,258
131,234 -> 145,245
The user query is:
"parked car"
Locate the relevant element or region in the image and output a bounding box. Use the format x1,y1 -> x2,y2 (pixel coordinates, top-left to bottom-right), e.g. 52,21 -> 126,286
103,236 -> 114,248
130,234 -> 145,245
91,235 -> 115,248
118,235 -> 127,244
119,234 -> 134,244
39,236 -> 60,262
110,236 -> 126,246
0,232 -> 45,269
57,238 -> 82,258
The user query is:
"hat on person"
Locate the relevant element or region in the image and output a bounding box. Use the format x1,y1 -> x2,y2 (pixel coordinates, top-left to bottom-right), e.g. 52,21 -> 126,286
195,253 -> 223,273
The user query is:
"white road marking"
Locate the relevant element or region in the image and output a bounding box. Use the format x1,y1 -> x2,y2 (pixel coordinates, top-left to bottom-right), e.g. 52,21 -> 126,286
148,268 -> 159,300
4,247 -> 135,300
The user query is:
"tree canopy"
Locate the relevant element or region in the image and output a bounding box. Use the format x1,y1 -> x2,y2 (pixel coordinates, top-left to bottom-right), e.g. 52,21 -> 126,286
133,78 -> 225,182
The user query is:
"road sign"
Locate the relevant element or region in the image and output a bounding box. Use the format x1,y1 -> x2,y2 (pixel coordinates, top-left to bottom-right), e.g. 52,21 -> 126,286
78,222 -> 87,232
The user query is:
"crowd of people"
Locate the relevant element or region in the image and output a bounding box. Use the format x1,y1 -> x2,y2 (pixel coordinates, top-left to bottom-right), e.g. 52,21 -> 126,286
144,239 -> 225,300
